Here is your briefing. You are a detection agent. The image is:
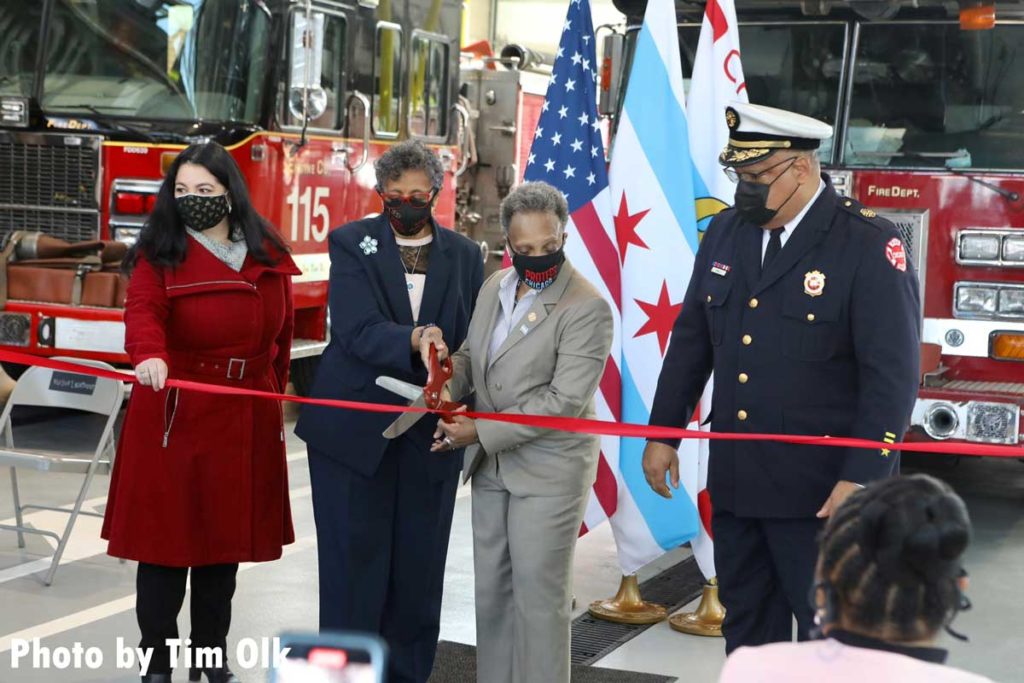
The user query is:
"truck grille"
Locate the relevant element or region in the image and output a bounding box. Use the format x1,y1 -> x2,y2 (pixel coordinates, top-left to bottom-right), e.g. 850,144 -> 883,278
0,131 -> 102,244
939,379 -> 1024,396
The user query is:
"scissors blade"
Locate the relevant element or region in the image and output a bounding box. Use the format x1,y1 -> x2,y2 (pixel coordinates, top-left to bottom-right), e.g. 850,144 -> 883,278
375,376 -> 423,402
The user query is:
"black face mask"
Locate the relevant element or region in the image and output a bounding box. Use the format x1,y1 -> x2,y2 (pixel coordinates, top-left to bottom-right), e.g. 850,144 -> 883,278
733,159 -> 800,226
176,193 -> 230,232
382,199 -> 434,237
511,247 -> 566,291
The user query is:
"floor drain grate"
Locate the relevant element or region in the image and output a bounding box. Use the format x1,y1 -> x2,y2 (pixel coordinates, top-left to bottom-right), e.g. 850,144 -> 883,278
571,556 -> 705,666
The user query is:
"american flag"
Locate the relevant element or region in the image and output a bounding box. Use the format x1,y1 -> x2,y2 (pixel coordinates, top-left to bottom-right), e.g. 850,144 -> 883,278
523,0 -> 621,533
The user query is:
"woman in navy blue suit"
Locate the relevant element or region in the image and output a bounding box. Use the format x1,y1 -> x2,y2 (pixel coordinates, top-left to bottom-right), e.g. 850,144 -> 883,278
295,140 -> 483,683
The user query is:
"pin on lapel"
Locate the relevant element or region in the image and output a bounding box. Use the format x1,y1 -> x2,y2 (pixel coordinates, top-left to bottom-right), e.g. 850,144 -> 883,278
359,236 -> 379,255
527,312 -> 537,323
804,270 -> 826,297
711,261 -> 731,277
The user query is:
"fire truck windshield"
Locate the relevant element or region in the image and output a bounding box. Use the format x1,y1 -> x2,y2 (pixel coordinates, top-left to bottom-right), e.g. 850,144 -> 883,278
0,0 -> 271,124
680,22 -> 847,162
845,22 -> 1024,171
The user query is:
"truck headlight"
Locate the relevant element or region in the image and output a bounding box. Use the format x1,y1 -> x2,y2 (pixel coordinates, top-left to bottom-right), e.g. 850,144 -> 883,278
1004,235 -> 1024,263
956,284 -> 997,314
999,288 -> 1024,315
960,233 -> 1001,261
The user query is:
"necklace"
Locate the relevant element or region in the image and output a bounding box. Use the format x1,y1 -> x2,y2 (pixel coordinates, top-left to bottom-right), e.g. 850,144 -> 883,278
401,245 -> 423,290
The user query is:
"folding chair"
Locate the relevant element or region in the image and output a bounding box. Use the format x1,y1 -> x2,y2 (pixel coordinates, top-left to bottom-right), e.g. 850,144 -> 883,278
0,357 -> 125,585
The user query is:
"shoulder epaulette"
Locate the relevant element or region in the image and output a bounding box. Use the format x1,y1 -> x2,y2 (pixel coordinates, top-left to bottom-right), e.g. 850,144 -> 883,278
838,196 -> 889,230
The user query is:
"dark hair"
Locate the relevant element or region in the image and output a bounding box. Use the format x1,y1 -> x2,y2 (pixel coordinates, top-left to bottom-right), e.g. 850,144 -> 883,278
123,142 -> 288,274
818,474 -> 971,642
500,181 -> 569,236
373,139 -> 444,192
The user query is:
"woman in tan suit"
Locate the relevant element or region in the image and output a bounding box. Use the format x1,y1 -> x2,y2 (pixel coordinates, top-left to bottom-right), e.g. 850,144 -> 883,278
427,181 -> 613,683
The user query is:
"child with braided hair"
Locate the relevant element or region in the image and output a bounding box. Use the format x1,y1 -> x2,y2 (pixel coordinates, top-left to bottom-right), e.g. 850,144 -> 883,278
719,474 -> 993,682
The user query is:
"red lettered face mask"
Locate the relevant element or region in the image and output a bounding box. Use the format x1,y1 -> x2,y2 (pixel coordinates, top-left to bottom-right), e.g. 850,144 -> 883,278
511,247 -> 566,291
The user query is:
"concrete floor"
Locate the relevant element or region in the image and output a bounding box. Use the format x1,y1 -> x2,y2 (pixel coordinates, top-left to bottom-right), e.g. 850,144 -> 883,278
0,408 -> 1021,682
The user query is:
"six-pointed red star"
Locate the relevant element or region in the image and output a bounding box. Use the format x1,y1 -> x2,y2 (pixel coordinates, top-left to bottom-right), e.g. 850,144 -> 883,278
614,192 -> 650,265
634,281 -> 682,355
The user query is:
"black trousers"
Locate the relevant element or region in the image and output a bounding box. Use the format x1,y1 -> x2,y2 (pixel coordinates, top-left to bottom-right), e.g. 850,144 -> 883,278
308,438 -> 460,683
136,562 -> 239,674
712,510 -> 823,655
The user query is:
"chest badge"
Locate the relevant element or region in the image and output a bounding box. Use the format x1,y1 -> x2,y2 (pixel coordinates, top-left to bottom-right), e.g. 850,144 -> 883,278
527,312 -> 537,323
804,270 -> 826,297
711,261 -> 731,277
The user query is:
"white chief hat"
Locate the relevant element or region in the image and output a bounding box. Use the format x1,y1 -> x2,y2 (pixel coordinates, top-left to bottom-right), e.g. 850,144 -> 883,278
719,102 -> 834,168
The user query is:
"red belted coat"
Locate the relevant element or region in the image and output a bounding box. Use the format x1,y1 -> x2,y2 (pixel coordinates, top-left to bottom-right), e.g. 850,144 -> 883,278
101,236 -> 301,567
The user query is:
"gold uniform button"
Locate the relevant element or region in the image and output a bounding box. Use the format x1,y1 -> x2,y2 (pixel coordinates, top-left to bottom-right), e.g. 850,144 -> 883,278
742,334 -> 753,345
738,373 -> 749,384
807,313 -> 816,322
737,410 -> 748,421
749,298 -> 759,309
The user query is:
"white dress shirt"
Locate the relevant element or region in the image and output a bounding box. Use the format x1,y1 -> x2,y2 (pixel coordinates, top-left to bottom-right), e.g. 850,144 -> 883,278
761,179 -> 826,264
488,269 -> 538,365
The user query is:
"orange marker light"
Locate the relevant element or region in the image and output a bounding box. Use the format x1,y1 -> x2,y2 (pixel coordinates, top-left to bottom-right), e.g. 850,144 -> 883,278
160,151 -> 179,176
960,3 -> 996,30
991,332 -> 1024,361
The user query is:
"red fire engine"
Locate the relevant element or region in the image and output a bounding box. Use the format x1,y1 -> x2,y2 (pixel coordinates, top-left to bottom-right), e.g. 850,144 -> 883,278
602,0 -> 1024,449
0,0 -> 479,394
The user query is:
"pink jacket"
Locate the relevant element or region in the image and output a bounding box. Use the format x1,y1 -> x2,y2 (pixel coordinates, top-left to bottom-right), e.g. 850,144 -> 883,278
719,640 -> 993,683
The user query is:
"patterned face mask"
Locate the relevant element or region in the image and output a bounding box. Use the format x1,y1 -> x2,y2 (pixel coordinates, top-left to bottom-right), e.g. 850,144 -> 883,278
176,193 -> 230,231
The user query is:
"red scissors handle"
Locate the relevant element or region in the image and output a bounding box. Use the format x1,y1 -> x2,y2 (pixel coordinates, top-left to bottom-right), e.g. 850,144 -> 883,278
424,343 -> 463,422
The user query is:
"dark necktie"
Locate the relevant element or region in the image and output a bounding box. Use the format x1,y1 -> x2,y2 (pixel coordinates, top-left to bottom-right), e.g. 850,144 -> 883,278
762,228 -> 784,275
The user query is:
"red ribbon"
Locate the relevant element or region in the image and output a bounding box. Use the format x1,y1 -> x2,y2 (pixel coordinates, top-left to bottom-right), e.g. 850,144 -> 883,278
6,350 -> 1022,458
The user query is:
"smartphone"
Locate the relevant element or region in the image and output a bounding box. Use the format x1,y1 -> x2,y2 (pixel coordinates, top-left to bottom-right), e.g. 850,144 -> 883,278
270,631 -> 387,683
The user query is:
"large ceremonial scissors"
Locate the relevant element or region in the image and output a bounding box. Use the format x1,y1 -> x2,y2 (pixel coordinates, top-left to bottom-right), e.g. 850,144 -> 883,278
376,344 -> 463,429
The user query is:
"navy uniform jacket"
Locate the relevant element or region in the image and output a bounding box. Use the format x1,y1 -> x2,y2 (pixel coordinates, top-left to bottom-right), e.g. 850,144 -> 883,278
650,176 -> 921,518
295,214 -> 484,481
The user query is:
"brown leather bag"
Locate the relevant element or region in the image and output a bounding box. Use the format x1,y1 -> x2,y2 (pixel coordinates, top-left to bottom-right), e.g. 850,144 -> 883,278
0,232 -> 128,309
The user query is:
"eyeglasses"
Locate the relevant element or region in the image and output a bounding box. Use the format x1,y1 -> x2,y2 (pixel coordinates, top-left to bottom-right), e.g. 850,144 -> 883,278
380,191 -> 436,209
723,156 -> 798,184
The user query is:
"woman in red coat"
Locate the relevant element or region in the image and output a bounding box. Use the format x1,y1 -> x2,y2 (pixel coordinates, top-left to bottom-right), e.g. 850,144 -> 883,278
101,142 -> 299,683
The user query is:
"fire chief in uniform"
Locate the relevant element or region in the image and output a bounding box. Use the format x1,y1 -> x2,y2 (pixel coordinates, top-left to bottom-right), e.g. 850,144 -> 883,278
642,103 -> 921,653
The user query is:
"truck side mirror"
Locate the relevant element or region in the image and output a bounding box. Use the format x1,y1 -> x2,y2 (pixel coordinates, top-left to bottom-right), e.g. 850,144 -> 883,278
289,11 -> 328,122
598,32 -> 624,117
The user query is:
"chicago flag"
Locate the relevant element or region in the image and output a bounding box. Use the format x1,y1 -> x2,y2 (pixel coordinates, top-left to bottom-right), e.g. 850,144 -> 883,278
606,0 -> 746,577
682,0 -> 748,579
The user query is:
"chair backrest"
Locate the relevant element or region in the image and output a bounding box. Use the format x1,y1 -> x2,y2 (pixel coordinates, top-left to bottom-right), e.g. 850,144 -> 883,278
5,358 -> 124,417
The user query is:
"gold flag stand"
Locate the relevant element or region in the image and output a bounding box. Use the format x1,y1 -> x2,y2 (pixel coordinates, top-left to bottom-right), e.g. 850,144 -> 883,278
669,577 -> 725,637
588,574 -> 667,625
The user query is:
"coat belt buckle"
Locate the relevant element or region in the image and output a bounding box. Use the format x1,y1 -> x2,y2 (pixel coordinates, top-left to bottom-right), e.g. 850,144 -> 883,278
227,358 -> 246,380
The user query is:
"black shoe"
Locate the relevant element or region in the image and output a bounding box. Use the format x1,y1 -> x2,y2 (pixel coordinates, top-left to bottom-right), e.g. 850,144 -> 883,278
141,674 -> 172,683
188,667 -> 240,683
